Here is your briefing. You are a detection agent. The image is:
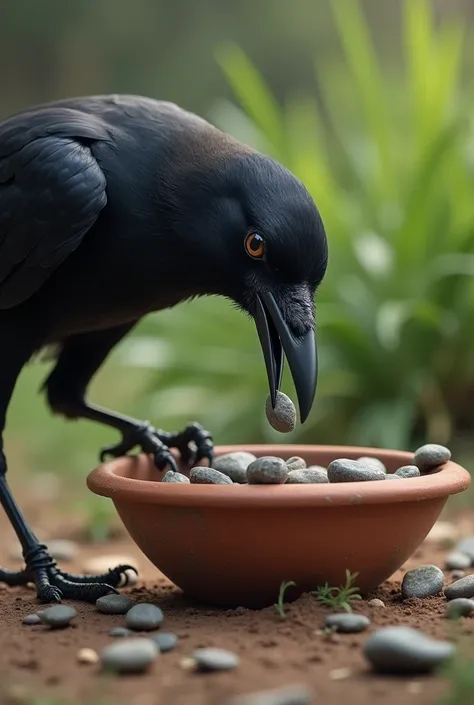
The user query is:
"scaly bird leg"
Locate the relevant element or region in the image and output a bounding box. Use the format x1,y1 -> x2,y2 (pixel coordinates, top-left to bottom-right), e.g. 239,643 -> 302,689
0,322 -> 135,602
44,325 -> 214,472
0,464 -> 136,602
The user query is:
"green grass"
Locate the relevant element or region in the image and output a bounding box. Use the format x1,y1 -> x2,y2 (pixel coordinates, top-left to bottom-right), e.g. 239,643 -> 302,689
312,570 -> 362,613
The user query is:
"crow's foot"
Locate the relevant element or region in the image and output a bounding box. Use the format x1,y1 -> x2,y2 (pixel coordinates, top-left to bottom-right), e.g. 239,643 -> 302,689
100,421 -> 213,470
0,544 -> 137,603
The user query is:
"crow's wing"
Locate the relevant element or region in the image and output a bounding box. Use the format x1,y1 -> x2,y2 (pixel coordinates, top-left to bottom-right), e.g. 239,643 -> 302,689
0,107 -> 111,309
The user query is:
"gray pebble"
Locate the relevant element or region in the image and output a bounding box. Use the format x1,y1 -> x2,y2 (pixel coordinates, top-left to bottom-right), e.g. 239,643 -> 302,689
247,457 -> 288,485
445,574 -> 474,600
151,631 -> 179,652
452,570 -> 466,580
38,605 -> 77,629
22,613 -> 42,625
100,638 -> 158,674
191,647 -> 240,672
445,552 -> 471,571
265,391 -> 296,433
96,594 -> 134,615
395,465 -> 421,479
414,444 -> 451,472
357,456 -> 387,473
445,598 -> 474,619
385,474 -> 402,480
285,456 -> 307,471
286,469 -> 329,484
162,470 -> 190,484
454,536 -> 474,562
401,565 -> 444,599
327,458 -> 386,483
109,627 -> 134,637
189,467 -> 233,485
224,684 -> 312,705
363,626 -> 455,674
125,603 -> 165,631
324,613 -> 370,633
213,452 -> 256,483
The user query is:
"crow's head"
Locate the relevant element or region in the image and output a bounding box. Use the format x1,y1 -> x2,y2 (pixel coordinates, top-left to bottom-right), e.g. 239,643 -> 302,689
169,147 -> 328,423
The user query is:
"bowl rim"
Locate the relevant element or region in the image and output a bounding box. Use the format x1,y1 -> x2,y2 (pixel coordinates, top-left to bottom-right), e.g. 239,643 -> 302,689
86,444 -> 471,508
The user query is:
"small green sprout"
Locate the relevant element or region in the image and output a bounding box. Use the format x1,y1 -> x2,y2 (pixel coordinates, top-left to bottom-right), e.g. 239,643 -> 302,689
312,570 -> 362,613
320,624 -> 337,641
274,580 -> 296,619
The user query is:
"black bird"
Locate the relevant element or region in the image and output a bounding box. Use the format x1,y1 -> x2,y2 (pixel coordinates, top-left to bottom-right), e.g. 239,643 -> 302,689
0,94 -> 328,603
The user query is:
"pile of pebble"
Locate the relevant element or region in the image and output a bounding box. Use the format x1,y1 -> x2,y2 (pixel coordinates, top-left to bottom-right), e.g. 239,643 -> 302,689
20,561 -> 465,691
312,528 -> 474,677
301,565 -> 459,677
22,594 -> 239,676
161,443 -> 451,486
21,528 -> 474,697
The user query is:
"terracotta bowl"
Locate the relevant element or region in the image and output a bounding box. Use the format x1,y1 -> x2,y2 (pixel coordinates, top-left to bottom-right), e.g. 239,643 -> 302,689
87,444 -> 470,608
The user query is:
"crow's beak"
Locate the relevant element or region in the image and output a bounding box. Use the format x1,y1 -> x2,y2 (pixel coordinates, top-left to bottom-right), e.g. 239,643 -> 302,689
254,291 -> 317,423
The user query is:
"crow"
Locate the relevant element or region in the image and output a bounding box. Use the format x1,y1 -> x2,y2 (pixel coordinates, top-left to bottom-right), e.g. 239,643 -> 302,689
0,94 -> 328,603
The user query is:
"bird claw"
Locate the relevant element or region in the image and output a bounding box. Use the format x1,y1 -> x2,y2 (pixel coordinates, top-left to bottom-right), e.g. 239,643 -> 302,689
0,545 -> 136,603
99,420 -> 214,472
100,439 -> 133,462
99,422 -> 174,468
170,422 -> 214,467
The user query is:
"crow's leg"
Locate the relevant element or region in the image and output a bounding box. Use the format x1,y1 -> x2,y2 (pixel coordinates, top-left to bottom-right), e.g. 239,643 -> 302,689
0,468 -> 136,601
0,459 -> 136,602
44,325 -> 214,473
0,324 -> 135,602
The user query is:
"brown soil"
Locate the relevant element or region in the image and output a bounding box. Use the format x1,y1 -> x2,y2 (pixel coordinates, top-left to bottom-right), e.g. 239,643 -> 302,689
1,482 -> 474,705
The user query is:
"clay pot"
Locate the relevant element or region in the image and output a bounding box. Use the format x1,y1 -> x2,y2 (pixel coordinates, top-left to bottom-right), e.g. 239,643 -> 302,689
87,444 -> 470,608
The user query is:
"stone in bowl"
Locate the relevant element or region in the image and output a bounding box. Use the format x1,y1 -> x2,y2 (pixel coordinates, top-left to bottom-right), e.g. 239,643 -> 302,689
87,444 -> 470,609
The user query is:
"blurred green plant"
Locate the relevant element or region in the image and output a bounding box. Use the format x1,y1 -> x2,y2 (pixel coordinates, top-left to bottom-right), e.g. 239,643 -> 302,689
312,569 -> 362,613
135,0 -> 474,452
436,645 -> 474,705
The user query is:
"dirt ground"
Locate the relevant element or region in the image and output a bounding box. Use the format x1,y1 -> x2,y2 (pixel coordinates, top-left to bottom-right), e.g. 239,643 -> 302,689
1,479 -> 473,705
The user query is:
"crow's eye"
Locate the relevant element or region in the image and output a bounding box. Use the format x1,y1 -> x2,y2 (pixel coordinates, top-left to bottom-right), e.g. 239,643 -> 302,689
245,232 -> 265,259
